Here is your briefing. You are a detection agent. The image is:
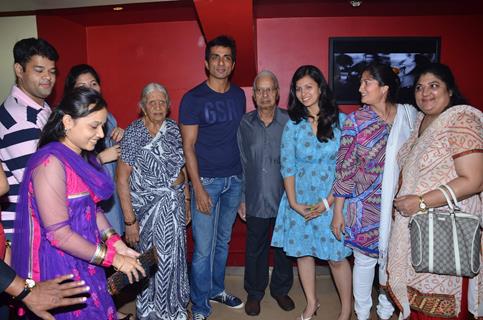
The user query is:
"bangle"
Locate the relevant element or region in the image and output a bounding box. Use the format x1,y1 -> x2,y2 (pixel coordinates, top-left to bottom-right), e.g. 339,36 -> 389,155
101,246 -> 116,267
322,198 -> 330,211
105,234 -> 122,249
125,217 -> 137,226
90,244 -> 107,265
101,228 -> 118,242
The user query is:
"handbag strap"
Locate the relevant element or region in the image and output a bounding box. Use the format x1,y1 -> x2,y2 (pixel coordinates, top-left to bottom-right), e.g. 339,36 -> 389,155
436,185 -> 455,212
441,184 -> 462,210
437,185 -> 463,276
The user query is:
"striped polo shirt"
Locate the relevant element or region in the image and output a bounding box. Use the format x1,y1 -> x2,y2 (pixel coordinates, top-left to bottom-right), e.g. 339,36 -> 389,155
0,85 -> 51,239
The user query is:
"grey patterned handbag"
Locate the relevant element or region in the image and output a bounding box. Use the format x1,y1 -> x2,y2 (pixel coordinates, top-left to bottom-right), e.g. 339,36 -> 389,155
409,184 -> 481,277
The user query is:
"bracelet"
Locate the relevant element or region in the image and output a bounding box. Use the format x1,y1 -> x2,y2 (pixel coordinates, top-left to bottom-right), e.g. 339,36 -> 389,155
90,244 -> 107,265
105,234 -> 122,249
322,198 -> 330,211
101,228 -> 118,242
101,245 -> 116,267
124,217 -> 137,226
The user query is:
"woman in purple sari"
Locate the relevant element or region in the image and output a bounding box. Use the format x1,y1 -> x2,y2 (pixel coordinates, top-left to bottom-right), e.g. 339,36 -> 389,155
12,88 -> 145,319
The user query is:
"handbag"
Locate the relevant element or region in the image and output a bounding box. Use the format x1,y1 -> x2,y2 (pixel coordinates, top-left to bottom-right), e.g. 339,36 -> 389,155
409,184 -> 481,277
107,247 -> 158,295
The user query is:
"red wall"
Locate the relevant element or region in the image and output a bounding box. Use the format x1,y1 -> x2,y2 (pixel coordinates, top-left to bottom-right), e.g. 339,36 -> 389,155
36,15 -> 87,106
38,13 -> 483,265
257,15 -> 483,112
86,21 -> 206,125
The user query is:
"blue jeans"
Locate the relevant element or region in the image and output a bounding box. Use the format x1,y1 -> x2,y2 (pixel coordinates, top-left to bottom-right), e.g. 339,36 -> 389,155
190,175 -> 242,317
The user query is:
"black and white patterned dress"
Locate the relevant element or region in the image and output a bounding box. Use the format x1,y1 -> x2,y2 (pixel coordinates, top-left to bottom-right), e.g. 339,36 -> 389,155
120,118 -> 189,320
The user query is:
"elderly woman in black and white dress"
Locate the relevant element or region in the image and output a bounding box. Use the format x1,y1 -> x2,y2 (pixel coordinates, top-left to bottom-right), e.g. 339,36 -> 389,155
117,83 -> 190,319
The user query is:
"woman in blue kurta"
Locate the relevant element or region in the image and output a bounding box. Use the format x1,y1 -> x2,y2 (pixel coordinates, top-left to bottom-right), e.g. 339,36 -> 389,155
271,65 -> 352,320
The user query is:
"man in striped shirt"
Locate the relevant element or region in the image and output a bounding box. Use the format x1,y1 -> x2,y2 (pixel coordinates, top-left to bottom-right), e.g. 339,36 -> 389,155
0,38 -> 58,241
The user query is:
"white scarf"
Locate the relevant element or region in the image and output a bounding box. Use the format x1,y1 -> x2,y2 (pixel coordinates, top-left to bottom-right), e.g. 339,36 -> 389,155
378,104 -> 418,285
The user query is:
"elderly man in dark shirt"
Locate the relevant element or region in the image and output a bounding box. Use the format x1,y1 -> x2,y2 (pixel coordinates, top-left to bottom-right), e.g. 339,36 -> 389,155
237,70 -> 294,316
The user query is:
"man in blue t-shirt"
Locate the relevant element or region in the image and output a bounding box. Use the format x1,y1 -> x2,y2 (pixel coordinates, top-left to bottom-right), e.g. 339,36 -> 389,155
179,35 -> 246,320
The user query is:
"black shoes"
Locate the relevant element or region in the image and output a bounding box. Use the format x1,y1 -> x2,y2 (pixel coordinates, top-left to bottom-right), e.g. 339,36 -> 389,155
245,297 -> 261,316
272,294 -> 295,311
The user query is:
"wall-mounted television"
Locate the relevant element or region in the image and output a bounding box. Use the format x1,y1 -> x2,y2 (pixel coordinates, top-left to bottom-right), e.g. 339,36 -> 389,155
329,37 -> 441,104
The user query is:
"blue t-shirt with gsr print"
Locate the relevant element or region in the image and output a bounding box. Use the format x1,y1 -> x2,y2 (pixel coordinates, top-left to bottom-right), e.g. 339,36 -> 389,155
179,81 -> 246,178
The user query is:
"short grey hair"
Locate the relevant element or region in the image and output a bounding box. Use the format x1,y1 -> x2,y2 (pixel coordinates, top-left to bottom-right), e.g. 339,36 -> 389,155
253,70 -> 279,91
139,82 -> 170,108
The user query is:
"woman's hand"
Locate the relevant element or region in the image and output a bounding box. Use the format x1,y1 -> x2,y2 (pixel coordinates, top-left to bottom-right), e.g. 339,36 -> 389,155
112,254 -> 146,284
331,210 -> 346,241
110,127 -> 124,143
290,202 -> 312,218
98,145 -> 121,164
304,200 -> 331,221
393,194 -> 420,217
124,222 -> 140,247
185,200 -> 192,225
113,240 -> 140,259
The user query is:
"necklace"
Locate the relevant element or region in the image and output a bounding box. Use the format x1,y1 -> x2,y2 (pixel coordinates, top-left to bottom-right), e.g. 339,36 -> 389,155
378,105 -> 395,124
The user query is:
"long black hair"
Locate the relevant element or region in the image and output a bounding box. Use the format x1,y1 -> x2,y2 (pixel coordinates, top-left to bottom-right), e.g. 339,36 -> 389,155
39,87 -> 107,150
413,63 -> 468,108
288,65 -> 339,142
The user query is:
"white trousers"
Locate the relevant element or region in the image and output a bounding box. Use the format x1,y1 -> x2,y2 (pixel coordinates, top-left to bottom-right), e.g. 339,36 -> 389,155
353,250 -> 394,320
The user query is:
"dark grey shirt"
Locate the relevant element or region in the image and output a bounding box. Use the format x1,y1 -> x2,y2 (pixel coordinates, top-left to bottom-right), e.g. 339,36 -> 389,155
237,107 -> 289,218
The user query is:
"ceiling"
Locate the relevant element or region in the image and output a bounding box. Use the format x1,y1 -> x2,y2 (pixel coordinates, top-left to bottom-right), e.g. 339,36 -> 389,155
1,0 -> 482,23
1,0 -> 481,87
0,0 -> 172,13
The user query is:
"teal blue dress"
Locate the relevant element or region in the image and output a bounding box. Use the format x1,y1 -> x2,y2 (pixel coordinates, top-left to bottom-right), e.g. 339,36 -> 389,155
271,114 -> 352,261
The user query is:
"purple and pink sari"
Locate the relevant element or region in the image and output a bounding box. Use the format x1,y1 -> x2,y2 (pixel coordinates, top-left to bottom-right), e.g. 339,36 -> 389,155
12,142 -> 117,319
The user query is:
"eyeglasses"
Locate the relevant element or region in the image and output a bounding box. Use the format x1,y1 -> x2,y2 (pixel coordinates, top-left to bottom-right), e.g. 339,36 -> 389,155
254,87 -> 277,96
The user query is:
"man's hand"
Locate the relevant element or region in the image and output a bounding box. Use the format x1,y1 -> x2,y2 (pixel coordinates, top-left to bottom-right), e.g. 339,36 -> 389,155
23,274 -> 90,320
238,202 -> 246,221
195,186 -> 212,214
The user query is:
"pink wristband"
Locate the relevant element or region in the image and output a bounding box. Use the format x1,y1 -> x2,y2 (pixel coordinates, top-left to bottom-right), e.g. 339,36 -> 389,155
102,245 -> 116,267
106,234 -> 122,249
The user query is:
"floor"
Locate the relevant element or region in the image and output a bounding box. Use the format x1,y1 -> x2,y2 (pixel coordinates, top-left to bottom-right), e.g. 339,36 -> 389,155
118,267 -> 398,320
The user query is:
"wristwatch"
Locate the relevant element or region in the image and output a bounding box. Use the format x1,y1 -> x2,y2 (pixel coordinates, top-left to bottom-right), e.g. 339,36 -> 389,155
418,195 -> 428,212
13,278 -> 36,301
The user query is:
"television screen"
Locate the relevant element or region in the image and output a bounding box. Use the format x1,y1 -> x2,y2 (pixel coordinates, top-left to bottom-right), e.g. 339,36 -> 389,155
329,37 -> 440,104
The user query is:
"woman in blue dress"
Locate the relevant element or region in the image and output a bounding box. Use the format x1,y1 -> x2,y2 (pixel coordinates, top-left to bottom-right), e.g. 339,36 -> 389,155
271,65 -> 352,320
